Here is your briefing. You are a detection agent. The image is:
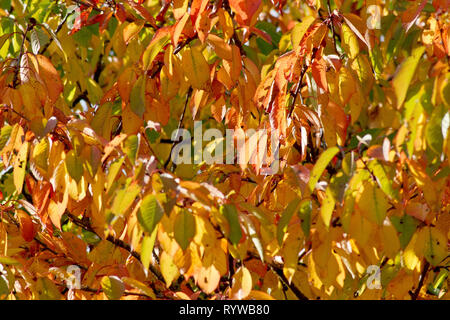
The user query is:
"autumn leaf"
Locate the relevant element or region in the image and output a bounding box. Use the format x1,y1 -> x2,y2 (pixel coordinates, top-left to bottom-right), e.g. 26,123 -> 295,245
138,194 -> 164,234
0,0 -> 447,302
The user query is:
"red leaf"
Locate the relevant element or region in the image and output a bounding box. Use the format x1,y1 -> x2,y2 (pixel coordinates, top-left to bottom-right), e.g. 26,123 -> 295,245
250,26 -> 272,44
126,0 -> 157,28
228,0 -> 262,27
70,8 -> 92,35
17,210 -> 36,242
190,0 -> 209,23
115,3 -> 127,23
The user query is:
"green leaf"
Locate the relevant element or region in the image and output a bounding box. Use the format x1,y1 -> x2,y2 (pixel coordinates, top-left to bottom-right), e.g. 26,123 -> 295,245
428,269 -> 448,296
106,157 -> 125,192
392,46 -> 425,108
174,210 -> 195,251
36,278 -> 63,300
0,33 -> 10,53
367,160 -> 399,200
141,229 -> 157,271
238,202 -> 270,226
32,137 -> 49,170
101,276 -> 124,300
124,135 -> 139,164
0,256 -> 20,265
220,204 -> 242,245
426,104 -> 446,155
0,125 -> 12,151
130,75 -> 146,117
386,22 -> 405,63
0,275 -> 9,297
391,215 -> 418,249
138,194 -> 164,234
86,78 -> 103,105
277,197 -> 301,245
308,146 -> 339,192
298,199 -> 312,238
357,182 -> 389,225
111,182 -> 141,215
65,150 -> 83,183
422,227 -> 447,267
142,31 -> 170,70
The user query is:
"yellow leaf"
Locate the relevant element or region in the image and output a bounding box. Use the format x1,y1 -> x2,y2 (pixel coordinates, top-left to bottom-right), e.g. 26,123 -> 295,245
32,137 -> 49,171
381,219 -> 401,259
404,232 -> 420,271
417,227 -> 447,266
181,46 -> 210,89
13,140 -> 29,194
392,46 -> 425,108
140,226 -> 156,270
291,16 -> 315,50
206,34 -> 233,60
123,21 -> 144,44
121,277 -> 156,299
142,28 -> 171,70
341,23 -> 360,59
230,266 -> 252,300
356,181 -> 389,225
197,262 -> 221,294
338,67 -> 356,106
47,189 -> 68,230
247,290 -> 276,300
101,276 -> 124,300
35,278 -> 63,300
217,8 -> 234,41
320,187 -> 335,228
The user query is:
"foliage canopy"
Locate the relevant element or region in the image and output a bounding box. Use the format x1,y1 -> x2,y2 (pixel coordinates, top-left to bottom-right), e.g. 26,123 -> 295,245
0,0 -> 449,300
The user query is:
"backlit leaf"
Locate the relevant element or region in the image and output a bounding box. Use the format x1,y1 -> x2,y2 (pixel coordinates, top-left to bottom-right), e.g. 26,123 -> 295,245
101,276 -> 125,300
308,146 -> 339,192
138,194 -> 164,234
392,46 -> 425,108
220,204 -> 242,245
174,209 -> 195,251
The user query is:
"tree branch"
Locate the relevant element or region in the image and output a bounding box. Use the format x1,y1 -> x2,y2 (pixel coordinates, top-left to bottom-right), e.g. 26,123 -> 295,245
269,264 -> 309,300
410,260 -> 430,300
65,212 -> 164,283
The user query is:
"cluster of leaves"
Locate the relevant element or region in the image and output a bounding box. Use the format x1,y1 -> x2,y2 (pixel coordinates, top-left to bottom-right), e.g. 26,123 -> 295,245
0,0 -> 449,300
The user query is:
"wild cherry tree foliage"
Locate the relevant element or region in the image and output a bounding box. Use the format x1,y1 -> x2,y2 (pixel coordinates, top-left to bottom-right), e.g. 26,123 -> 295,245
0,0 -> 449,300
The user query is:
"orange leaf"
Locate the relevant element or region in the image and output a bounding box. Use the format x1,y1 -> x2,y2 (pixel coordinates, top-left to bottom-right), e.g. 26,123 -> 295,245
228,0 -> 262,27
36,55 -> 63,103
311,55 -> 328,92
16,209 -> 35,242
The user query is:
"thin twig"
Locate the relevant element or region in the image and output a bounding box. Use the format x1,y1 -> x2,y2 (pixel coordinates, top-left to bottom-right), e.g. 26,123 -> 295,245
1,105 -> 30,122
40,11 -> 73,55
164,87 -> 192,170
326,0 -> 340,56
